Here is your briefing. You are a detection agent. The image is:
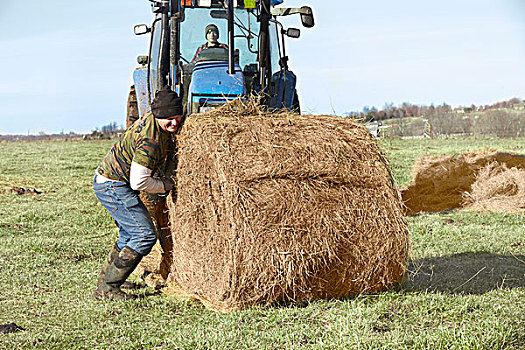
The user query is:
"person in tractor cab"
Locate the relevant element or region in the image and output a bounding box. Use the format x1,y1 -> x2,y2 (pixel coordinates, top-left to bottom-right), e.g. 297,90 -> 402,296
192,24 -> 228,62
92,87 -> 183,301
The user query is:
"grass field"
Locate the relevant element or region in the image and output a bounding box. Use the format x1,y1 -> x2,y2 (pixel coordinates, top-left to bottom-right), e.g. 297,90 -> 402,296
0,137 -> 523,349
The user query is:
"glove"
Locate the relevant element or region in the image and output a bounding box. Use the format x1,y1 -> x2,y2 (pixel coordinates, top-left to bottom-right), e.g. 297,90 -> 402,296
161,177 -> 175,192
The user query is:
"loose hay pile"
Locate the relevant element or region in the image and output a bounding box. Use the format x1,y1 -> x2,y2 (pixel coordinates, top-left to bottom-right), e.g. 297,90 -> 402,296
149,101 -> 409,312
402,150 -> 525,215
464,162 -> 525,212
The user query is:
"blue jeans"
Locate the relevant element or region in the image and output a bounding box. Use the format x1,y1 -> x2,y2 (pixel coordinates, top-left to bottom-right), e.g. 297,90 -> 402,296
93,174 -> 157,256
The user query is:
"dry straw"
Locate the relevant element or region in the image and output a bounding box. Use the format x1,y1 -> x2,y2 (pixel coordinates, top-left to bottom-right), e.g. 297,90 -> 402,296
464,162 -> 525,212
145,99 -> 409,312
402,150 -> 525,215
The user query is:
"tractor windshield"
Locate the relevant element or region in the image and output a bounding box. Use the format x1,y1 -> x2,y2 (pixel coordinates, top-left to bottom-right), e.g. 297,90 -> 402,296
180,8 -> 258,69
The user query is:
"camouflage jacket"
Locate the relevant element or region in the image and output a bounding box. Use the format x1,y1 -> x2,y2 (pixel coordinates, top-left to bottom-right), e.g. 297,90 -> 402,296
97,112 -> 171,183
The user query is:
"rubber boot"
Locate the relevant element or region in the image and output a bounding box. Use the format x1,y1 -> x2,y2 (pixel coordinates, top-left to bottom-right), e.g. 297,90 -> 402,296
93,246 -> 143,301
97,243 -> 141,289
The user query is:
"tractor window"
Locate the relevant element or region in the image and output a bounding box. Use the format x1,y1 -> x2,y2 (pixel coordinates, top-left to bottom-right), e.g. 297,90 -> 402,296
179,8 -> 258,68
149,19 -> 162,95
268,21 -> 282,76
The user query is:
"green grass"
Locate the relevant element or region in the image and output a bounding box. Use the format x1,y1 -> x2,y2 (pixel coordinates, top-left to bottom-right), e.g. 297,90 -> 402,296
0,138 -> 523,349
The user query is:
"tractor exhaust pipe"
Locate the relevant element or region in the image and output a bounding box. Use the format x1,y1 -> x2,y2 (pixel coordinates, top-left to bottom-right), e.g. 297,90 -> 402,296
227,0 -> 235,75
170,0 -> 181,97
155,0 -> 170,91
258,0 -> 271,91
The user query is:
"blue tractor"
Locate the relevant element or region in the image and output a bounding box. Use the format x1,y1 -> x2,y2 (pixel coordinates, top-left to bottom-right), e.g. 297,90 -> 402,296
126,0 -> 314,126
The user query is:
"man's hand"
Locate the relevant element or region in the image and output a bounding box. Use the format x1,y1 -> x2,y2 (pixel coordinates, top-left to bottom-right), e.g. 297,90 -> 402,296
162,177 -> 175,192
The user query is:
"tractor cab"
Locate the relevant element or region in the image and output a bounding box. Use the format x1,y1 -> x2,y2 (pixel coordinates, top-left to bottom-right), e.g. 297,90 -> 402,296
129,0 -> 314,122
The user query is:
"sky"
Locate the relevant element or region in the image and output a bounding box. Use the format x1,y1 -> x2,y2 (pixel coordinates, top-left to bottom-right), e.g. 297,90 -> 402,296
1,0 -> 525,134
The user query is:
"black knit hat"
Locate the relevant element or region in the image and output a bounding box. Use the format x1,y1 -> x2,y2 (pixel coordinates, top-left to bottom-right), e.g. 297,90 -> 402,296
205,24 -> 219,39
151,87 -> 183,118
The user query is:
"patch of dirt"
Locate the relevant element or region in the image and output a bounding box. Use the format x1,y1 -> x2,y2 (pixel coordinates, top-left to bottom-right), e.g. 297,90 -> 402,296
4,187 -> 42,195
372,324 -> 392,333
0,323 -> 25,334
0,223 -> 23,230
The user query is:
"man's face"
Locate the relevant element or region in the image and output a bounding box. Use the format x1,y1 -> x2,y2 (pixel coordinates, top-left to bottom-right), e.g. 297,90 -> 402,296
206,30 -> 218,44
158,115 -> 183,133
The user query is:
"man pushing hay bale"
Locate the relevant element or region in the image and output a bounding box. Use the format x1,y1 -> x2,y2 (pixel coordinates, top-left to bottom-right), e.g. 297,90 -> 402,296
148,101 -> 409,311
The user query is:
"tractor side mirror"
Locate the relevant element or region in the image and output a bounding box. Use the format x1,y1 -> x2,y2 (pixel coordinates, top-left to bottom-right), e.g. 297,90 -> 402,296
270,6 -> 314,28
210,10 -> 227,19
284,28 -> 301,39
300,7 -> 314,28
137,56 -> 149,66
134,24 -> 151,35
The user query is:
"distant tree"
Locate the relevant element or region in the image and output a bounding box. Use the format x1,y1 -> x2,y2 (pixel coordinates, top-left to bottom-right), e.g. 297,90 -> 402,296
342,97 -> 524,138
508,97 -> 521,105
100,122 -> 121,134
476,110 -> 520,137
382,102 -> 394,111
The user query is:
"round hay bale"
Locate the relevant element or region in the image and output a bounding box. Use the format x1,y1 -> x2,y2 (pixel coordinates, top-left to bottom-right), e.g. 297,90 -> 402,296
401,150 -> 525,215
164,102 -> 409,312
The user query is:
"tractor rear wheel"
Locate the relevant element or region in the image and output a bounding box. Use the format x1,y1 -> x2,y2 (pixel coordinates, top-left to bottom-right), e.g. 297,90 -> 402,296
126,85 -> 139,129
